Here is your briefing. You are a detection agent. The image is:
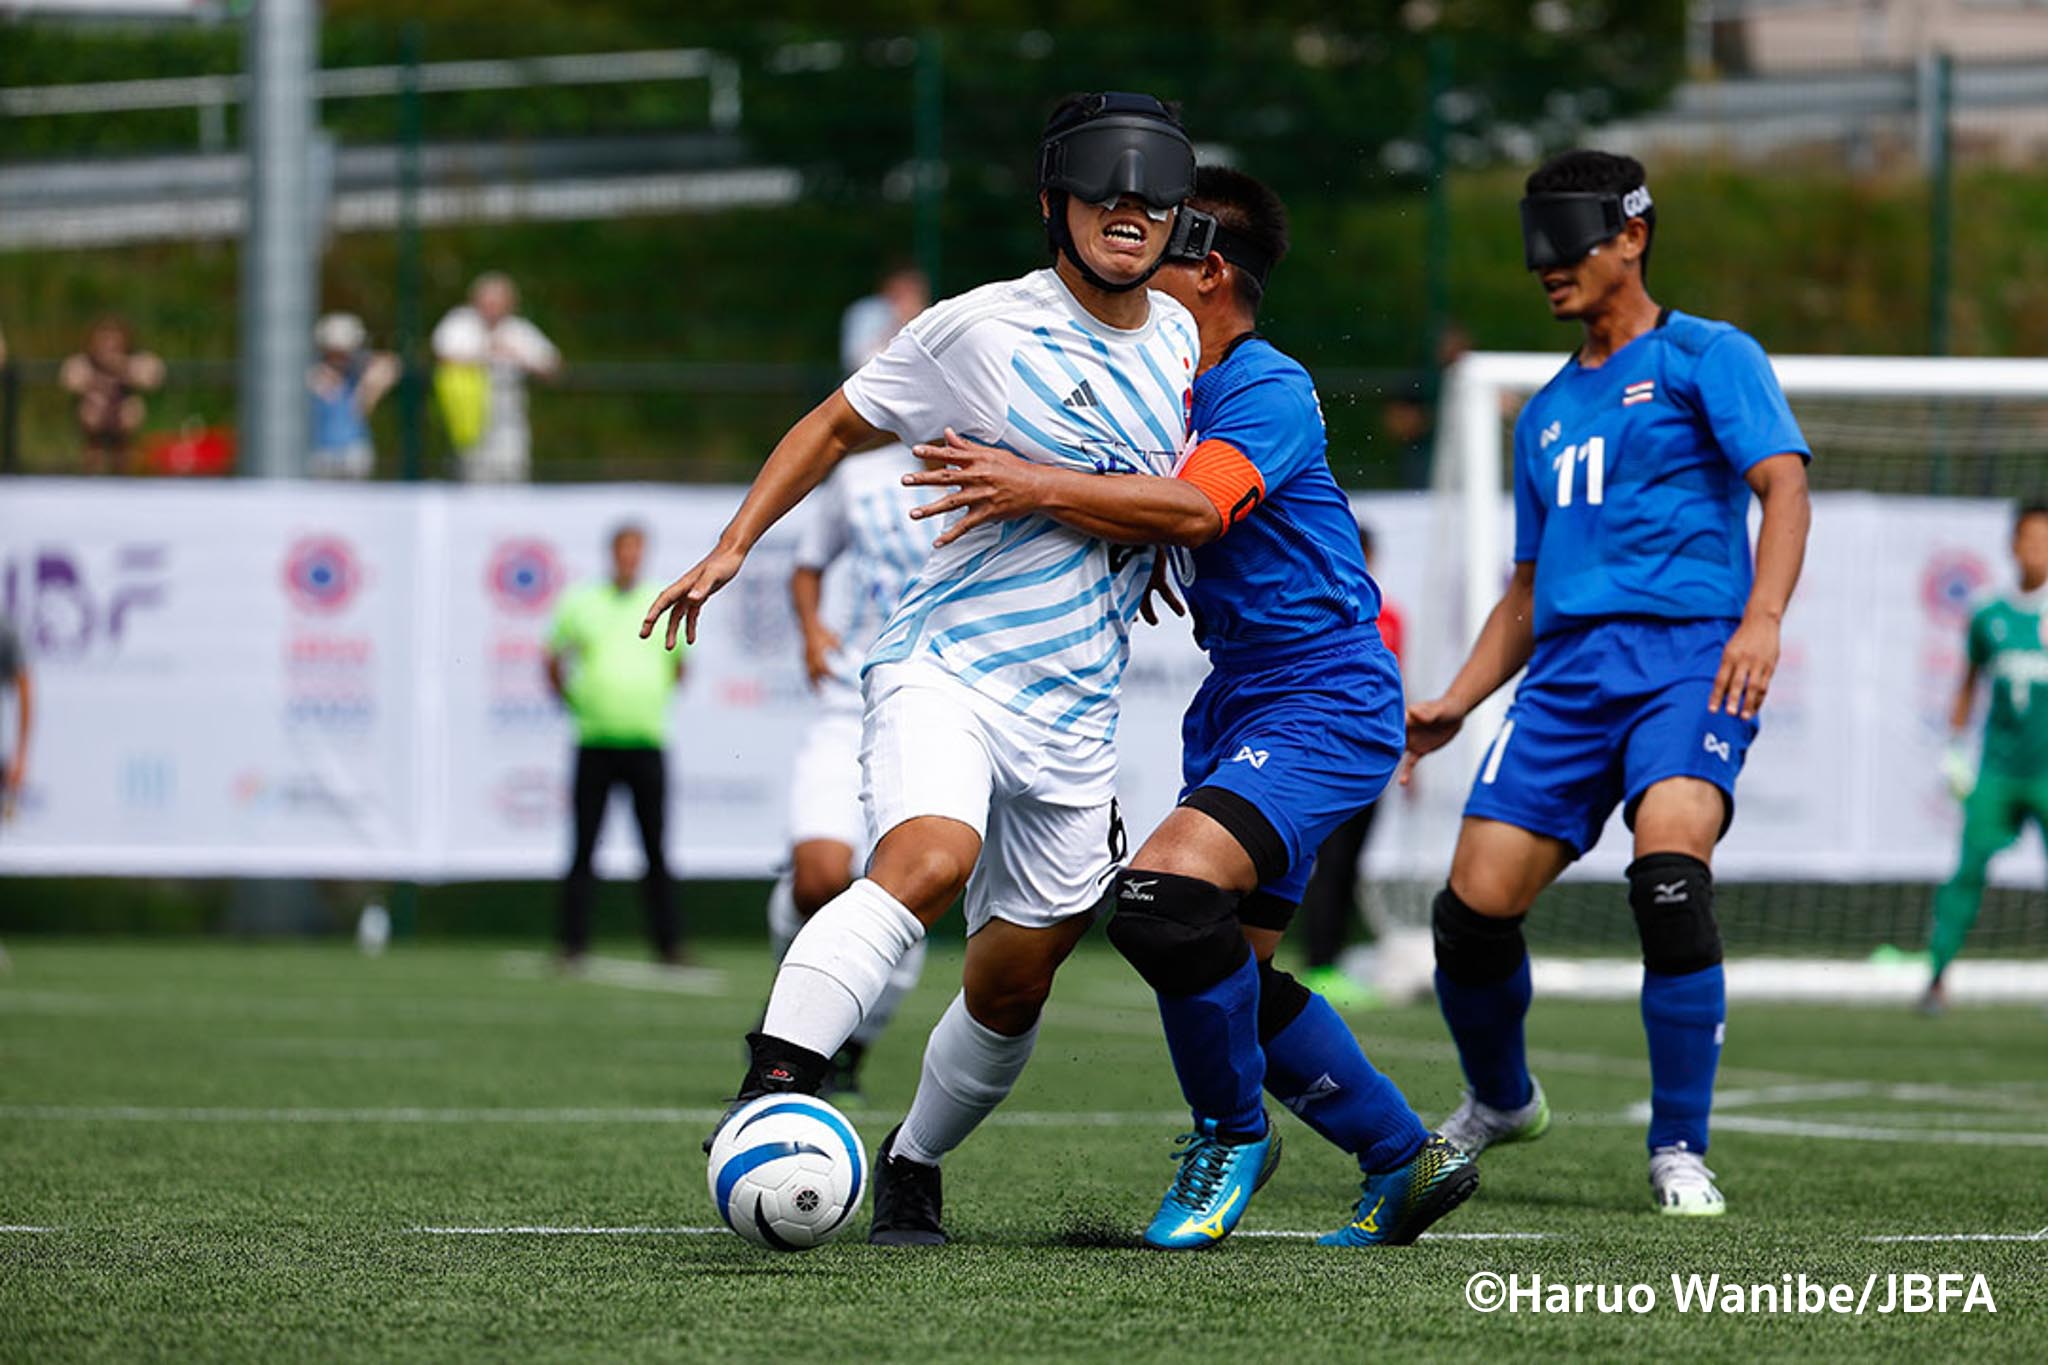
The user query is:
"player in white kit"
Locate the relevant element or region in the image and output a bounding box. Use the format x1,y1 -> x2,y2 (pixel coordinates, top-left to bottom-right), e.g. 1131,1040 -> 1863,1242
644,92 -> 1200,1244
763,444 -> 936,1099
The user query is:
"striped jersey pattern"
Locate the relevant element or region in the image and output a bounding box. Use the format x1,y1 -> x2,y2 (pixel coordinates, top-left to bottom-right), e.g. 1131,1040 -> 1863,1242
841,268 -> 1197,740
793,444 -> 937,710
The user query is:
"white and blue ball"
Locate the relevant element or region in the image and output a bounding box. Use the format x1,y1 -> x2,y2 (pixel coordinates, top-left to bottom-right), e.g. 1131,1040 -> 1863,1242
706,1094 -> 866,1251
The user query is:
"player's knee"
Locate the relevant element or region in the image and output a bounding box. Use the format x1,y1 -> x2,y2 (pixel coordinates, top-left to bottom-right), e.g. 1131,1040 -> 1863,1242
1255,958 -> 1313,1043
1105,870 -> 1245,996
1627,852 -> 1722,976
868,839 -> 972,921
1431,886 -> 1528,986
963,969 -> 1052,1037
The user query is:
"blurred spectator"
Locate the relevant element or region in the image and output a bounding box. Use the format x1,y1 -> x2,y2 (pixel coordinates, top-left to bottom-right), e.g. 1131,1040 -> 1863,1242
1,610 -> 29,824
307,313 -> 399,480
839,261 -> 930,374
431,272 -> 559,483
1296,524 -> 1403,1008
547,524 -> 686,967
60,317 -> 164,475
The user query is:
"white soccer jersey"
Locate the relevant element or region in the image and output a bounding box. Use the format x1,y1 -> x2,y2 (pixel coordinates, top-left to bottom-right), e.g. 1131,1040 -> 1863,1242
840,267 -> 1197,741
794,444 -> 935,709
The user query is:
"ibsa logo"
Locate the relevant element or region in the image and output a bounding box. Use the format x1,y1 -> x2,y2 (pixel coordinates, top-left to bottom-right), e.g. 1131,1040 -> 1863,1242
1922,551 -> 1988,627
282,536 -> 360,614
487,538 -> 563,614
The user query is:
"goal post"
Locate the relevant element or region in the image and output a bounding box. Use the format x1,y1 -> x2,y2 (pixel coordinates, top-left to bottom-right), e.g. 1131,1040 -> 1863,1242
1366,350 -> 2048,1003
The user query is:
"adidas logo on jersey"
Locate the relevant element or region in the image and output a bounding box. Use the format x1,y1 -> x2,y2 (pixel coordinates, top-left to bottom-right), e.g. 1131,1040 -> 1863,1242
1231,746 -> 1270,769
1063,380 -> 1101,410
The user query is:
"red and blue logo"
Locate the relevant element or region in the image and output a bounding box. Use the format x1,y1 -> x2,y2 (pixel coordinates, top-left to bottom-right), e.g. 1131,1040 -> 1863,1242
282,535 -> 360,613
487,538 -> 563,614
1921,550 -> 1988,626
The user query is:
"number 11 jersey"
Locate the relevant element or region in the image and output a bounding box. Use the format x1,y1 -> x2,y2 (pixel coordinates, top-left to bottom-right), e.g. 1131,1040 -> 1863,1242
1511,309 -> 1810,640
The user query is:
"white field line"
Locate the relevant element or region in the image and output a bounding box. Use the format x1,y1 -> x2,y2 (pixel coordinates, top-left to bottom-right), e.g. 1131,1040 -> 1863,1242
0,1104 -> 1186,1128
500,952 -> 726,995
405,1224 -> 1550,1242
1867,1227 -> 2048,1243
1236,1230 -> 1551,1241
0,1225 -> 57,1233
413,1225 -> 726,1236
1612,1079 -> 2048,1147
1710,1115 -> 2048,1148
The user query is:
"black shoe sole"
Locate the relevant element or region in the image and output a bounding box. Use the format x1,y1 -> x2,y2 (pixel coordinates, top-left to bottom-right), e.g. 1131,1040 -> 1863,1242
1385,1160 -> 1481,1247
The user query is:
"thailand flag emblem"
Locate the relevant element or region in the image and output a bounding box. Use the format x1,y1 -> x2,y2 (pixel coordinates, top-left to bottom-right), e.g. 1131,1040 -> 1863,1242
1622,380 -> 1655,407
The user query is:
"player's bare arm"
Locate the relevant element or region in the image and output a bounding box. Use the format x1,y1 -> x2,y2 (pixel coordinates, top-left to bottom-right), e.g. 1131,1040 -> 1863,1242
1709,452 -> 1811,720
905,429 -> 1222,549
1398,561 -> 1538,786
642,390 -> 887,649
788,565 -> 842,690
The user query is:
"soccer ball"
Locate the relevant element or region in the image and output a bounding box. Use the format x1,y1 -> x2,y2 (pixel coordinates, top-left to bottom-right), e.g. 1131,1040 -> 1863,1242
706,1093 -> 866,1251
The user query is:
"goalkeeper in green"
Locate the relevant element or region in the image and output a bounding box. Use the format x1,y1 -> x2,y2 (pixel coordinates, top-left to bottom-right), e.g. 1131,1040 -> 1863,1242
1925,500 -> 2048,1012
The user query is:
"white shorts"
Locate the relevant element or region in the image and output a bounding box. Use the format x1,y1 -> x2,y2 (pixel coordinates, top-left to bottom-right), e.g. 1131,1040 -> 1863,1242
861,660 -> 1123,935
786,704 -> 867,855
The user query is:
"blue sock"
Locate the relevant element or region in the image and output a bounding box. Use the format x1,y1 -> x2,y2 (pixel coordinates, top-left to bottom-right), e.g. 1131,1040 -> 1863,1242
1155,946 -> 1267,1139
1264,992 -> 1428,1173
1640,964 -> 1724,1153
1434,954 -> 1534,1111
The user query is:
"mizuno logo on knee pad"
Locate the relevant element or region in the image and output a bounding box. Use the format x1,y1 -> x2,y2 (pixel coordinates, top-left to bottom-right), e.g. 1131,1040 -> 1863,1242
1120,878 -> 1159,903
1653,882 -> 1688,905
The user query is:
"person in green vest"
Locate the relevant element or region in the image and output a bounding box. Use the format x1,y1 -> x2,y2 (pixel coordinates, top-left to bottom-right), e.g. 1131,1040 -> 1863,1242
548,524 -> 687,965
1924,500 -> 2048,1013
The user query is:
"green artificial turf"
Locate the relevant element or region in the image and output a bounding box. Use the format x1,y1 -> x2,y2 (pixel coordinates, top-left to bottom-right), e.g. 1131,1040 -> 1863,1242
2,940 -> 2042,1362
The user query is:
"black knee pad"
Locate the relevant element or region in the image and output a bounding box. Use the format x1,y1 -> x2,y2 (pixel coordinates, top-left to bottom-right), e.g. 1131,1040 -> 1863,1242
1237,891 -> 1297,934
1628,853 -> 1722,976
1255,958 -> 1313,1043
1104,870 -> 1245,996
1431,887 -> 1528,987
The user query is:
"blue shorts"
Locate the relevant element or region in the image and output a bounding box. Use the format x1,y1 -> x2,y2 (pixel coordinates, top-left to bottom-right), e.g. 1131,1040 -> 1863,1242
1462,618 -> 1758,858
1180,632 -> 1404,905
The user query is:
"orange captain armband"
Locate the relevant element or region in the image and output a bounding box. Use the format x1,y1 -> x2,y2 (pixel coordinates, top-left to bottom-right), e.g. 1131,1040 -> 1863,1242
1175,438 -> 1266,532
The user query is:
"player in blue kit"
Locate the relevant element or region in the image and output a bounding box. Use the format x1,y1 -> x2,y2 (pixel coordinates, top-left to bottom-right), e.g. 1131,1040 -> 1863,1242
1400,151 -> 1813,1216
906,167 -> 1474,1249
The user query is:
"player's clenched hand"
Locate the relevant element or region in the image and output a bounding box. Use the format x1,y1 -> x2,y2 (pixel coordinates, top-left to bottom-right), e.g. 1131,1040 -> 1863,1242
1710,612 -> 1779,720
1139,553 -> 1185,627
802,622 -> 843,690
641,545 -> 746,650
1399,696 -> 1467,787
904,429 -> 1051,548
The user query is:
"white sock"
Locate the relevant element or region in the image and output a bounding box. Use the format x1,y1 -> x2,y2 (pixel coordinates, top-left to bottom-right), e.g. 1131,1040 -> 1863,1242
891,991 -> 1038,1166
852,937 -> 927,1048
760,878 -> 925,1059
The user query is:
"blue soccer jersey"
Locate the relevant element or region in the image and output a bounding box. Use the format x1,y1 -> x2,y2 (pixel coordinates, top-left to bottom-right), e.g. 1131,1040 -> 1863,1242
1512,309 -> 1810,638
1170,334 -> 1402,902
1176,335 -> 1382,666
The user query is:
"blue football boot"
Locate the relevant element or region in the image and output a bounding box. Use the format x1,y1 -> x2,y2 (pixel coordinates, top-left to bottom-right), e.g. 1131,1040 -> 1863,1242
1141,1113 -> 1282,1251
1318,1133 -> 1478,1247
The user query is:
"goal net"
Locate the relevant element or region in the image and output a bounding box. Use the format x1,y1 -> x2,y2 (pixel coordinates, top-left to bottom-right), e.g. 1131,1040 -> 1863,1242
1355,352 -> 2048,1003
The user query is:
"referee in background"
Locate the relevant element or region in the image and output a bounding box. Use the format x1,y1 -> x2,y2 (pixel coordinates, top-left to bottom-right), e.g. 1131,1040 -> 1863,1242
547,524 -> 687,966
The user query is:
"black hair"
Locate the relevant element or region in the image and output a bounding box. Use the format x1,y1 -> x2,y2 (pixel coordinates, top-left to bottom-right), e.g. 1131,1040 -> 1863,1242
2016,501 -> 2048,534
1526,149 -> 1656,282
610,522 -> 647,551
1187,165 -> 1289,313
1356,522 -> 1375,560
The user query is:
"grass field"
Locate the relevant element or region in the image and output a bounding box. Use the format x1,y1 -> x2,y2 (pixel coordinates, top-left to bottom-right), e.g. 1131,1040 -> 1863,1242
2,938 -> 2043,1362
